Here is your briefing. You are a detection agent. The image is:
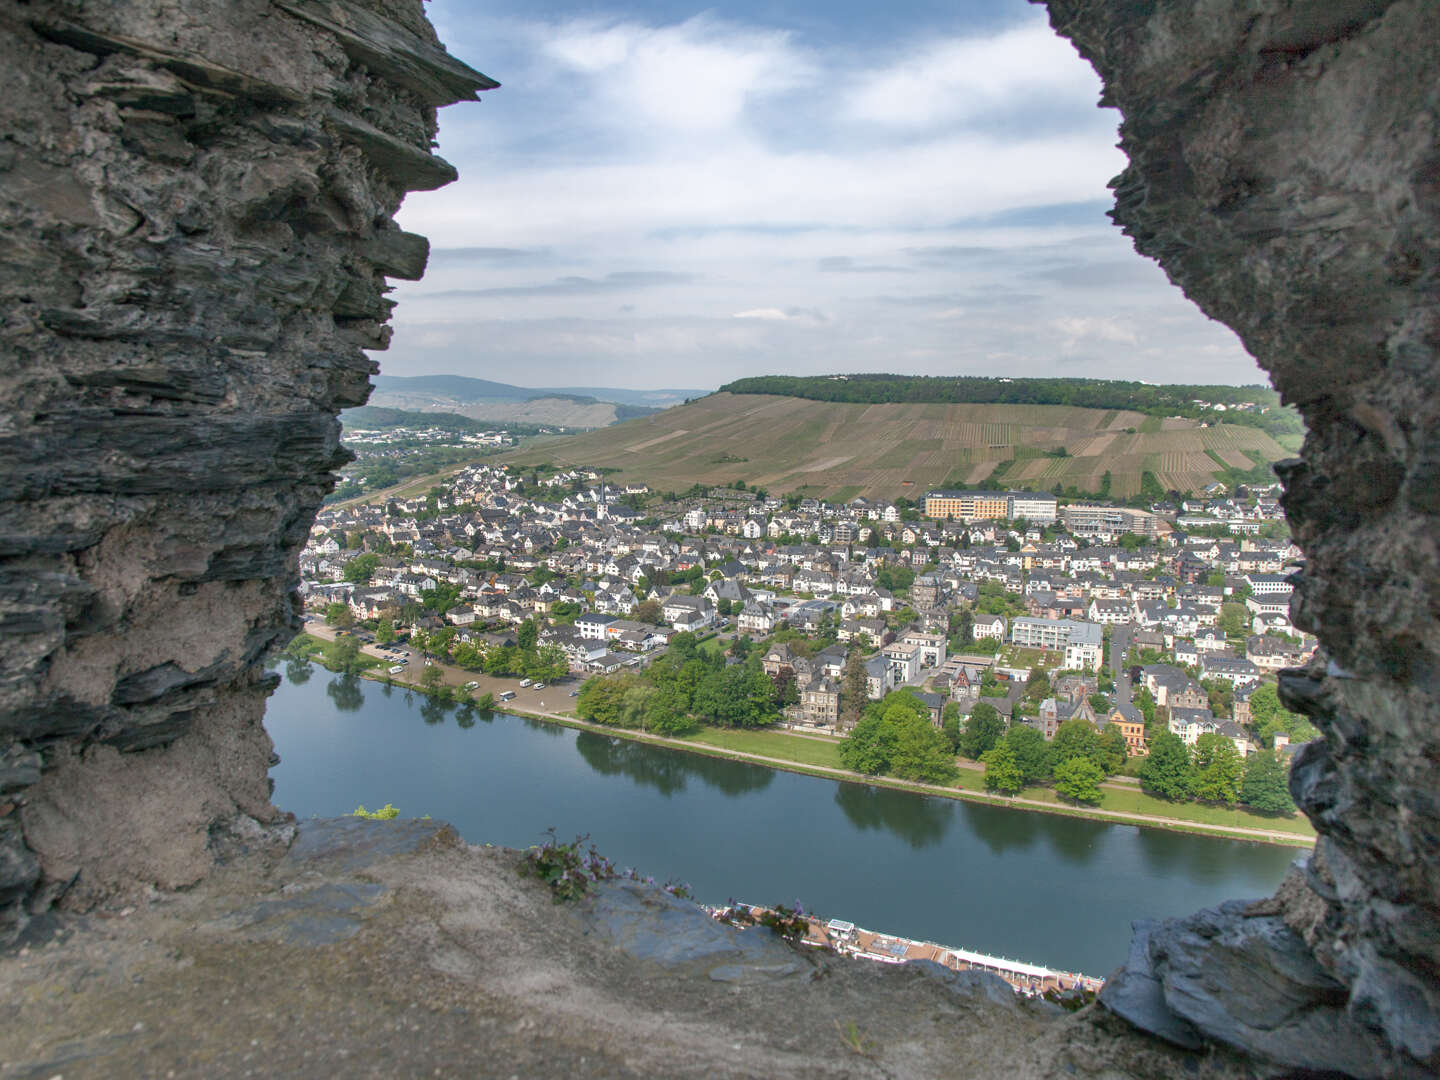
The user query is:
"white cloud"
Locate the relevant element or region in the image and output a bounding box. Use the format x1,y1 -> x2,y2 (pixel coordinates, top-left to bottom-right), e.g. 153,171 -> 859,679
1054,316 -> 1141,349
383,3 -> 1268,391
537,15 -> 816,135
844,21 -> 1100,130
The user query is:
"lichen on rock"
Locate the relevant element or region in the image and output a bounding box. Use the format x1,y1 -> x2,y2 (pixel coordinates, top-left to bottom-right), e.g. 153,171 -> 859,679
0,0 -> 495,926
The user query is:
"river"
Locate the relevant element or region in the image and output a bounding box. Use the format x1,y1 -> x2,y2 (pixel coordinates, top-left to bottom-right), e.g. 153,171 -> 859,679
264,669 -> 1297,976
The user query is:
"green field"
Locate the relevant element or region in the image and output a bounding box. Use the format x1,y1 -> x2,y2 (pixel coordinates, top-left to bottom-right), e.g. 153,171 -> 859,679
500,393 -> 1291,499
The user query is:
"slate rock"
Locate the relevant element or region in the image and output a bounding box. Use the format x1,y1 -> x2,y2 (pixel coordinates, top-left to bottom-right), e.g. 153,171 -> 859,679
578,879 -> 805,983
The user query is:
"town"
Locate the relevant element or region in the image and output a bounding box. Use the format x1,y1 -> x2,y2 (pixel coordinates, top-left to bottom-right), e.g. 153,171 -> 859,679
297,458 -> 1313,817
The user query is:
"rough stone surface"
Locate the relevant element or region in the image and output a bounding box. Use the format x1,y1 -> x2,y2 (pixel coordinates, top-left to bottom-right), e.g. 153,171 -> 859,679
1039,1 -> 1440,1074
0,818 -> 1260,1079
0,1 -> 493,926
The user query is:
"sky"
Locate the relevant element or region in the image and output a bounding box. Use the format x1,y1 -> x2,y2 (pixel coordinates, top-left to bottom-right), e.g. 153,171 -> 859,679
385,0 -> 1266,391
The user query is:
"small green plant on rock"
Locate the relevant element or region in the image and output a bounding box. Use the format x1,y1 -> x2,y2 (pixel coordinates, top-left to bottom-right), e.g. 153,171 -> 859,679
352,803 -> 400,820
834,1018 -> 878,1057
1042,986 -> 1097,1012
521,830 -> 611,902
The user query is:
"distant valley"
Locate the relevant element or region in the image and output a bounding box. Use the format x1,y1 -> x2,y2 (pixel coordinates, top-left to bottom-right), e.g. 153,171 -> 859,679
368,374 -> 708,430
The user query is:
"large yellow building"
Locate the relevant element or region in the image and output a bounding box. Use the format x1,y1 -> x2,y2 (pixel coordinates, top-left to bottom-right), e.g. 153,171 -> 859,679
924,490 -> 1013,521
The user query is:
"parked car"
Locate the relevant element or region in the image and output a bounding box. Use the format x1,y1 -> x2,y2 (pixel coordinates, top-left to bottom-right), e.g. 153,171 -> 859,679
498,690 -> 516,701
519,679 -> 532,688
533,683 -> 546,691
464,681 -> 479,690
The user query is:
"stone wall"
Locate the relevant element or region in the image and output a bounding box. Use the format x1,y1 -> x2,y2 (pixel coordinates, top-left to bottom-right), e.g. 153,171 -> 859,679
1037,2 -> 1439,1075
0,0 -> 493,921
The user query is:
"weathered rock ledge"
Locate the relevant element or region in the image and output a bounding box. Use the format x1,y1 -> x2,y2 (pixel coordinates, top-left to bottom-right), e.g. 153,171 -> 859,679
0,817 -> 1258,1079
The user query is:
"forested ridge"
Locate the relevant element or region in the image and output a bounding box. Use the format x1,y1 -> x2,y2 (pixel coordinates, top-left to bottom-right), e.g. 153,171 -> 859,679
718,375 -> 1299,436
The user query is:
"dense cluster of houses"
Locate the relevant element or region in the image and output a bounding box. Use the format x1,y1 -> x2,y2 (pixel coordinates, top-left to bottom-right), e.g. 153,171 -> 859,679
300,462 -> 1309,757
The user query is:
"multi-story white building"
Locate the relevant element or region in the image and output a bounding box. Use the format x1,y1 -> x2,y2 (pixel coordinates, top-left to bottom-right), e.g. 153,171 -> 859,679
1009,617 -> 1104,672
1007,492 -> 1059,524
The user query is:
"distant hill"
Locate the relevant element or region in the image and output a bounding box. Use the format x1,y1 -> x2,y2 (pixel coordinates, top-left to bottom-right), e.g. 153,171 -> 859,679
501,391 -> 1296,502
340,406 -> 551,437
720,375 -> 1300,440
368,374 -> 708,430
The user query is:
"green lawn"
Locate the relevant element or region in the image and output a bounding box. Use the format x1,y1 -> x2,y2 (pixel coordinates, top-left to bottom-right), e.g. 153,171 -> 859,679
1020,782 -> 1317,836
995,646 -> 1062,670
697,637 -> 728,659
684,728 -> 846,769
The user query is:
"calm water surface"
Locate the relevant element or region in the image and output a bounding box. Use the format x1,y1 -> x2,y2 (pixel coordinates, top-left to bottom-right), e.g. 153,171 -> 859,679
265,671 -> 1297,975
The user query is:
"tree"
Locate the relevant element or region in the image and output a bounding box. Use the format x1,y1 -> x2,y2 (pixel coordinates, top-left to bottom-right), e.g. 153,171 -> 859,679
980,743 -> 1024,795
576,675 -> 628,725
839,649 -> 868,729
1025,665 -> 1051,702
325,602 -> 354,629
771,667 -> 799,707
940,702 -> 962,754
635,599 -> 663,625
1220,603 -> 1248,637
1202,677 -> 1235,719
1191,732 -> 1243,804
419,664 -> 444,694
889,714 -> 958,784
1241,749 -> 1296,814
1133,686 -> 1157,728
1002,724 -> 1056,786
958,703 -> 1005,760
1098,722 -> 1129,774
516,619 -> 538,652
1051,718 -> 1104,771
1140,732 -> 1194,801
716,597 -> 733,617
375,618 -> 396,644
342,553 -> 380,584
1248,683 -> 1319,745
1088,692 -> 1111,712
529,644 -> 569,683
839,713 -> 896,775
643,682 -> 698,735
322,634 -> 362,674
1053,756 -> 1105,804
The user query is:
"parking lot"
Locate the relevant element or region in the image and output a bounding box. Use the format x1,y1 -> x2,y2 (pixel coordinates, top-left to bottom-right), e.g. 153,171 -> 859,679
301,616 -> 579,714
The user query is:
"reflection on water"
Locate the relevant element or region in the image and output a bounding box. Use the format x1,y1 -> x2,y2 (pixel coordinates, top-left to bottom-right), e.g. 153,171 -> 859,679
419,694 -> 449,726
833,782 -> 951,850
326,674 -> 364,712
264,674 -> 1297,975
575,731 -> 774,798
960,798 -> 1042,858
520,716 -> 565,738
284,657 -> 313,686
